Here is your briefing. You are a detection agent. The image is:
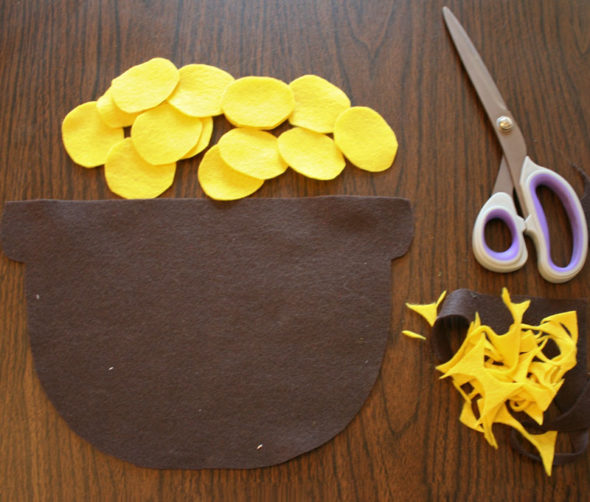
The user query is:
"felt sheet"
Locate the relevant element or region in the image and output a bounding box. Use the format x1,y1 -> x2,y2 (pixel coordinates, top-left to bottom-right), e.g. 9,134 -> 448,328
1,196 -> 413,469
431,289 -> 590,466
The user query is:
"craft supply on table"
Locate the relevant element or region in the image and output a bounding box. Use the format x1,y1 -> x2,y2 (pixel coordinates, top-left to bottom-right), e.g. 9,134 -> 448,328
0,196 -> 413,469
61,58 -> 399,200
443,7 -> 588,283
403,288 -> 590,476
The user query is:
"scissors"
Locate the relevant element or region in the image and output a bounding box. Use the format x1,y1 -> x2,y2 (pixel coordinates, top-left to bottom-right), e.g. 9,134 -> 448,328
443,7 -> 588,283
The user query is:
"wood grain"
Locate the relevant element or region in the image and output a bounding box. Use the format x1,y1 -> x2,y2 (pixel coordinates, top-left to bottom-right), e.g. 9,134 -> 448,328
0,0 -> 588,500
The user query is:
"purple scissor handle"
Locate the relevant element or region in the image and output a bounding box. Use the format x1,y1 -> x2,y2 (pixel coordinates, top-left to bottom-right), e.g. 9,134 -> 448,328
473,157 -> 588,283
518,157 -> 587,282
472,188 -> 528,274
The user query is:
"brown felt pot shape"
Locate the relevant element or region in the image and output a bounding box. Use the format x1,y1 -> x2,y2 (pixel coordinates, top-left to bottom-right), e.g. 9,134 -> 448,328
1,196 -> 413,469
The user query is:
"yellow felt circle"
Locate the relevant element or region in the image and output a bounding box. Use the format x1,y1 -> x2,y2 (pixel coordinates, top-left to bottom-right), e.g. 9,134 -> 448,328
168,64 -> 235,117
334,106 -> 398,172
62,101 -> 124,168
198,145 -> 264,200
288,75 -> 351,133
221,76 -> 294,129
181,116 -> 214,159
131,103 -> 203,165
218,128 -> 287,180
104,139 -> 176,199
277,127 -> 345,180
111,58 -> 180,114
96,87 -> 139,128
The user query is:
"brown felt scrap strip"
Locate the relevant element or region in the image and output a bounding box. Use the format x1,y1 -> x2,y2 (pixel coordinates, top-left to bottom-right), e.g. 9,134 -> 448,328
432,289 -> 590,466
0,196 -> 413,469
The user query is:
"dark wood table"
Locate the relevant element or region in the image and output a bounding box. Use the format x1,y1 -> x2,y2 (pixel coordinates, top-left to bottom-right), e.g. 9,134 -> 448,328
1,1 -> 588,500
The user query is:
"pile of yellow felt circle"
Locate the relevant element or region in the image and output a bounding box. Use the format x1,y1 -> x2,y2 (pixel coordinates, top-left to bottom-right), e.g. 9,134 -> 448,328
404,288 -> 578,476
62,57 -> 398,200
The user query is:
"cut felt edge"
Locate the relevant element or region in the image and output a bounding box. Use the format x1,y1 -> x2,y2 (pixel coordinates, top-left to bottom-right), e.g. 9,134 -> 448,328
181,116 -> 214,159
62,101 -> 125,168
198,145 -> 264,200
405,290 -> 447,327
111,57 -> 180,114
402,330 -> 426,341
104,138 -> 176,199
218,128 -> 287,180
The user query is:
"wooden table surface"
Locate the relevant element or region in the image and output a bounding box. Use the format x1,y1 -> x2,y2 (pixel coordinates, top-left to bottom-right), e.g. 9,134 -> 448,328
1,0 -> 589,500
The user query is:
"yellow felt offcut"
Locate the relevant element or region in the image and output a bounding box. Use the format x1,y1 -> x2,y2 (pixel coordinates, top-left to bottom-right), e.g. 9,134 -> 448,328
402,330 -> 426,341
62,101 -> 124,168
96,88 -> 139,128
405,290 -> 447,327
131,103 -> 203,165
334,106 -> 398,172
494,403 -> 557,476
181,116 -> 214,159
168,64 -> 235,117
288,74 -> 351,133
218,128 -> 287,180
111,57 -> 179,114
104,139 -> 176,199
459,400 -> 484,433
277,127 -> 345,181
221,76 -> 295,129
431,287 -> 579,476
198,145 -> 264,200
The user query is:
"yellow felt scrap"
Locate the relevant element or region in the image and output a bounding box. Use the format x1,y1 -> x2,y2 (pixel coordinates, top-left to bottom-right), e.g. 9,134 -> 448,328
62,101 -> 124,168
131,103 -> 203,165
168,64 -> 235,117
111,57 -> 179,114
334,106 -> 398,172
221,76 -> 295,129
460,400 -> 484,432
181,116 -> 213,159
517,400 -> 544,426
198,145 -> 264,200
96,88 -> 139,128
402,330 -> 426,341
494,403 -> 558,476
218,128 -> 287,180
277,127 -> 345,180
432,287 -> 579,475
288,74 -> 351,133
104,139 -> 176,199
405,290 -> 447,327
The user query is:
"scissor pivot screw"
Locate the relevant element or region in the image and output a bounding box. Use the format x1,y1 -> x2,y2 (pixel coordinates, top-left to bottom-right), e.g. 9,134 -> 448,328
497,116 -> 513,133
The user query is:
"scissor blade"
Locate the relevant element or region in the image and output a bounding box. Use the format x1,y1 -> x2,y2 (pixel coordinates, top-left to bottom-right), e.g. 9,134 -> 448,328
492,157 -> 513,195
442,7 -> 508,123
443,7 -> 528,198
